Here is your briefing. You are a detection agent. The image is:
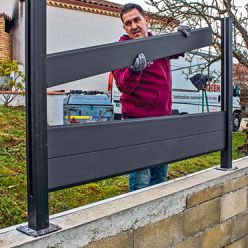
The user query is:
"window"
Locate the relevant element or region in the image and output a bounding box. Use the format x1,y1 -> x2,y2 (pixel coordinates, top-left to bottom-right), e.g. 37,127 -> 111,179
5,18 -> 12,34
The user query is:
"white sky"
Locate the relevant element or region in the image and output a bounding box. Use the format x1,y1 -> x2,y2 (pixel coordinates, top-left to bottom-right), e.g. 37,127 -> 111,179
111,0 -> 247,12
110,0 -> 156,11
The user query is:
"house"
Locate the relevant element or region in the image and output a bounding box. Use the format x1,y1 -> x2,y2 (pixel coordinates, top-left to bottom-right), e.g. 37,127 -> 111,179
0,0 -> 24,63
0,0 -> 125,92
0,0 -> 125,124
0,0 -> 173,124
0,0 -> 170,88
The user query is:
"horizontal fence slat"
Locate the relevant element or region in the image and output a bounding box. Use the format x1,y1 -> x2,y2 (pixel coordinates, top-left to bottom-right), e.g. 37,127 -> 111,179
47,27 -> 212,87
48,130 -> 225,191
48,112 -> 226,159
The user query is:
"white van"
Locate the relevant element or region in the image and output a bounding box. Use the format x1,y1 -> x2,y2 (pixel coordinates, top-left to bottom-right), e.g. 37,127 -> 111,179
110,52 -> 241,131
171,53 -> 241,131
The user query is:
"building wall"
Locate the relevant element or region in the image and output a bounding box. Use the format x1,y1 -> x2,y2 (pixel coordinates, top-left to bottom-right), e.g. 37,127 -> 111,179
47,6 -> 124,124
0,0 -> 24,63
1,2 -> 124,92
0,157 -> 248,247
0,0 -> 17,17
47,6 -> 122,53
0,2 -> 124,125
47,6 -> 123,93
0,15 -> 12,60
12,0 -> 25,64
0,0 -> 19,61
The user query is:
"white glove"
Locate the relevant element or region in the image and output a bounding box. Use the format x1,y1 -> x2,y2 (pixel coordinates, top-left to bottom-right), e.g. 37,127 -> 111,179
130,53 -> 147,73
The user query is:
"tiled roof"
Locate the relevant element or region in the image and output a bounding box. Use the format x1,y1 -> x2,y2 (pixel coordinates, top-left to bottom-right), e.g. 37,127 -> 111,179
47,0 -> 174,25
78,0 -> 122,9
48,0 -> 122,17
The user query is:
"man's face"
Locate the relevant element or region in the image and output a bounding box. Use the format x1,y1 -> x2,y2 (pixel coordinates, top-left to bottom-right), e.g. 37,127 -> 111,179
122,9 -> 148,39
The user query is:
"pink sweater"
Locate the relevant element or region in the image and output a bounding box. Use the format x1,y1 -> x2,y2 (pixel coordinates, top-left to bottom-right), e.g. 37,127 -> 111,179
113,35 -> 173,118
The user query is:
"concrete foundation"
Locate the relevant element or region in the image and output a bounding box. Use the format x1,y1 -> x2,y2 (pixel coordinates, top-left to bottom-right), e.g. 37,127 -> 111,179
0,157 -> 248,248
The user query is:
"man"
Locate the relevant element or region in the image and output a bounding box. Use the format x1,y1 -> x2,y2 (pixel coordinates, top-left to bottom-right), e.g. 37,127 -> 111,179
112,3 -> 183,192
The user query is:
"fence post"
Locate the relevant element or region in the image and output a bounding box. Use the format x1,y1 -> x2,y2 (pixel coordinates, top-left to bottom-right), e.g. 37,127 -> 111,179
17,0 -> 60,236
220,17 -> 234,170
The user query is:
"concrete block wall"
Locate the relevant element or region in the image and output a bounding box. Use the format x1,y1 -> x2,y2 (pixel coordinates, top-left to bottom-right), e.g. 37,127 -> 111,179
0,157 -> 248,248
0,15 -> 12,60
85,173 -> 248,248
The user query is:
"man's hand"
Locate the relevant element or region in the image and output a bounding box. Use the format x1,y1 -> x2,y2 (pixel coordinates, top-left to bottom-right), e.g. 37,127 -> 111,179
177,26 -> 191,37
130,53 -> 147,73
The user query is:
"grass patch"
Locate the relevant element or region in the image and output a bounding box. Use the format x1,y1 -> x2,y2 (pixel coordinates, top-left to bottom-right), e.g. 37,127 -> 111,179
169,131 -> 246,178
0,105 -> 246,228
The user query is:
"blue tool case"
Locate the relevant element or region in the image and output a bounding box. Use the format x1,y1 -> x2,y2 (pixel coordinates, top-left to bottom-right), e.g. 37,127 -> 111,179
63,91 -> 114,124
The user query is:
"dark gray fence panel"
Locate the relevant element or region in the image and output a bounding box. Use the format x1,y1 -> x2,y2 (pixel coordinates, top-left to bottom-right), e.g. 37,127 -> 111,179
47,28 -> 212,87
48,130 -> 225,191
22,0 -> 231,234
48,112 -> 225,158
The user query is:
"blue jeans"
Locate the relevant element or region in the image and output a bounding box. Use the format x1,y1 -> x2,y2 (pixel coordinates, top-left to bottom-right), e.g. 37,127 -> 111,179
129,164 -> 168,192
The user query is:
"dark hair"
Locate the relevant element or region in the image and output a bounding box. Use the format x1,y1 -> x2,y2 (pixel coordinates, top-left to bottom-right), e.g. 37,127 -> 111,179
120,3 -> 145,22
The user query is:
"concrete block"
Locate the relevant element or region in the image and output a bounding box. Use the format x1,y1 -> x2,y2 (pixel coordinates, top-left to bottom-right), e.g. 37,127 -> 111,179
186,185 -> 223,208
173,236 -> 198,248
199,220 -> 232,248
223,175 -> 248,194
231,212 -> 248,241
183,198 -> 220,237
83,231 -> 133,248
220,188 -> 248,221
133,214 -> 184,248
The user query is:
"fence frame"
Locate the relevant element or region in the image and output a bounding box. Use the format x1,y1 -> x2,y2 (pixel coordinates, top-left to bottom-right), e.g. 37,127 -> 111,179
17,0 -> 233,237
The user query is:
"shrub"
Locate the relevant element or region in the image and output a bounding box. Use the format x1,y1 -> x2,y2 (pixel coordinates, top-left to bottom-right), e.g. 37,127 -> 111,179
0,60 -> 25,106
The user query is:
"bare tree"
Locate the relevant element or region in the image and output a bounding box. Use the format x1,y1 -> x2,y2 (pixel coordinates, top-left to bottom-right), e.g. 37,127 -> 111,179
147,0 -> 248,68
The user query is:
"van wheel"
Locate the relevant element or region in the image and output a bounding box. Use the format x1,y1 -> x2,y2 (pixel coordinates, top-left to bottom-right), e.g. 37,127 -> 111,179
232,112 -> 241,132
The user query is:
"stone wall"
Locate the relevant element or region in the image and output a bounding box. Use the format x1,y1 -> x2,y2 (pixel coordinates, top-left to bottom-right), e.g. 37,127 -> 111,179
86,173 -> 248,248
0,14 -> 12,60
0,157 -> 248,248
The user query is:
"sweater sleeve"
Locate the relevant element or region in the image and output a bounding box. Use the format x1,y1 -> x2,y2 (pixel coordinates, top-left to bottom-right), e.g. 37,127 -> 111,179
112,67 -> 142,94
